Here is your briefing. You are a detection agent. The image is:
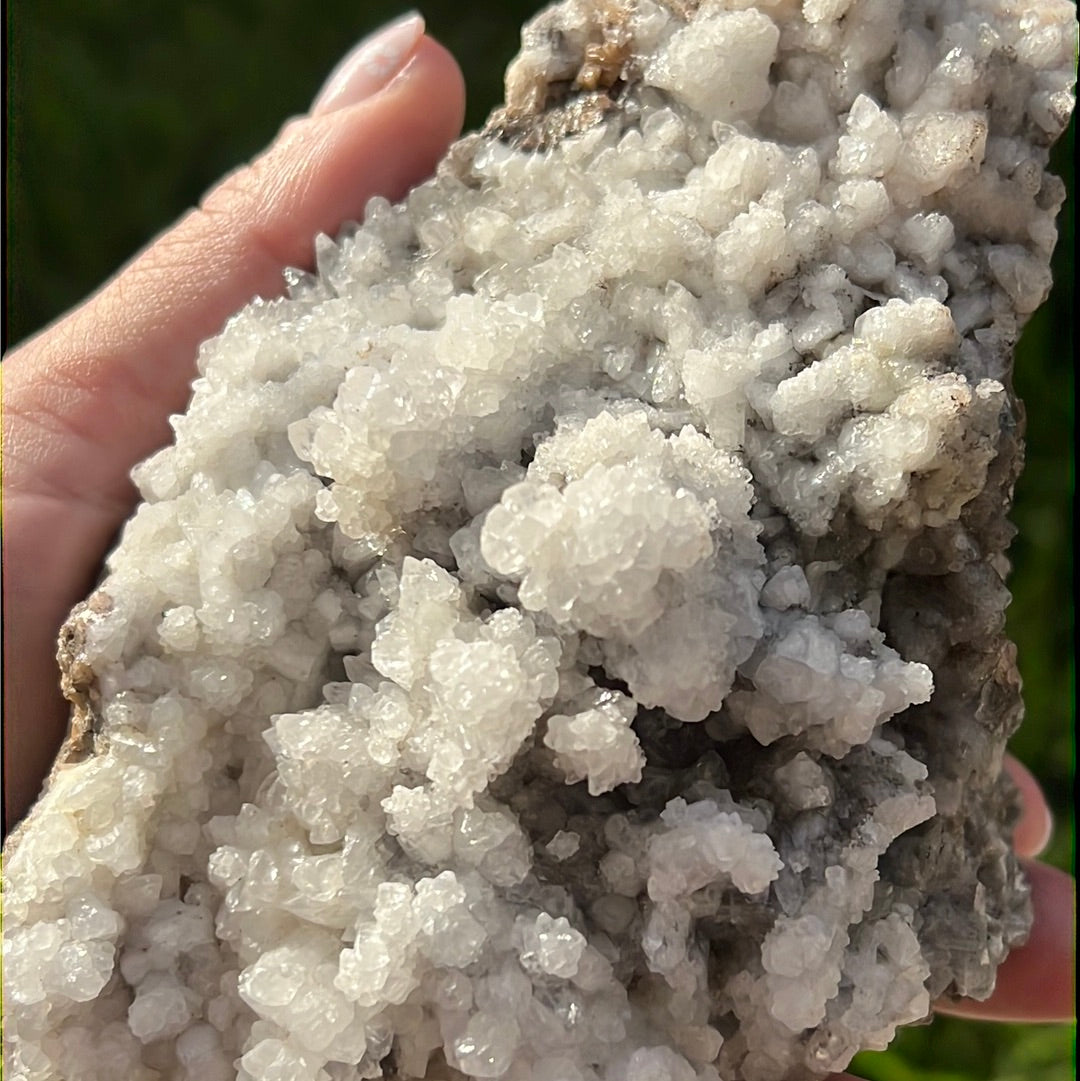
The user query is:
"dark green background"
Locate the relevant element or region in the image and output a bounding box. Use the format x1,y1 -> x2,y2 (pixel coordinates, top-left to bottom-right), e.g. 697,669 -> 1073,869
5,3 -> 1074,1077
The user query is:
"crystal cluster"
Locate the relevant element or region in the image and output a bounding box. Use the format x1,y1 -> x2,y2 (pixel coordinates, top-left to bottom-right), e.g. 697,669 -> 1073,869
3,1 -> 1075,1079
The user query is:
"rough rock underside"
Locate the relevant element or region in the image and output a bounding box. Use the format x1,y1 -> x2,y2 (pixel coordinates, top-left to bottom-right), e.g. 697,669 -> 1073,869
3,1 -> 1075,1079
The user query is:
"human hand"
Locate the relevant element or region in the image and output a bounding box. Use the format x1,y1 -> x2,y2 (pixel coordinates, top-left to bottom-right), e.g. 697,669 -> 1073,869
3,14 -> 465,830
1,13 -> 1072,1075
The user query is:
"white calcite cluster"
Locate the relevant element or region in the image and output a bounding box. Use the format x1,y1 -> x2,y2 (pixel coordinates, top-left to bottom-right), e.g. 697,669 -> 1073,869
3,1 -> 1075,1079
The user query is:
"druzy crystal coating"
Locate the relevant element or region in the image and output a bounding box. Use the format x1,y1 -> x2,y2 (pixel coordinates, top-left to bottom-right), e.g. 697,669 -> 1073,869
3,1 -> 1075,1079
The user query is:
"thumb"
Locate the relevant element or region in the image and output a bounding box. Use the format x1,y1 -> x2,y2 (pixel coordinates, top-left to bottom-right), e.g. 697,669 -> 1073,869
2,23 -> 464,830
4,25 -> 465,515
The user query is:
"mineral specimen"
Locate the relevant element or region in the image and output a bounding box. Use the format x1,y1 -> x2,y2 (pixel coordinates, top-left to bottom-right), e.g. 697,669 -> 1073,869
3,1 -> 1075,1079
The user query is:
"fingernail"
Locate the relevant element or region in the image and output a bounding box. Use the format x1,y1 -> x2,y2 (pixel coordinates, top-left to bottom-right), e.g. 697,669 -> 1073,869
310,12 -> 425,115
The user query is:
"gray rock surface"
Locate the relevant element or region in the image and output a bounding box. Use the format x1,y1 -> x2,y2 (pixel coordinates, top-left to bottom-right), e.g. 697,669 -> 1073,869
3,1 -> 1075,1079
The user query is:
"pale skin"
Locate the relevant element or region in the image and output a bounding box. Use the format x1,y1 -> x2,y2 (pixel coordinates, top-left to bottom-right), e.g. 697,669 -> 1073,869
2,26 -> 1074,1075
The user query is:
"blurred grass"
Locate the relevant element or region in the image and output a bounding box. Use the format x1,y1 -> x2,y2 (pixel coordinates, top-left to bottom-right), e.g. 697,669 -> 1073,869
4,2 -> 1074,1078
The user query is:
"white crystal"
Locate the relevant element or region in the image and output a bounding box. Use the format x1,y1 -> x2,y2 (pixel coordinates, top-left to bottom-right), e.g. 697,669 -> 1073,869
3,1 -> 1074,1079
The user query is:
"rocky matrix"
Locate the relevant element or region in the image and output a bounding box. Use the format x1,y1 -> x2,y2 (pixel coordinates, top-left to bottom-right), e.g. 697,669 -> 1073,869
3,1 -> 1075,1079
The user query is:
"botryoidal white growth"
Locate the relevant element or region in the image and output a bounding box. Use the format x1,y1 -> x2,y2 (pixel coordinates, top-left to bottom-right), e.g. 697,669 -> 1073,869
3,1 -> 1075,1079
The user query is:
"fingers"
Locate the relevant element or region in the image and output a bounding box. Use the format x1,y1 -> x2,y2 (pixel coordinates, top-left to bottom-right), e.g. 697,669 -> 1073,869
2,34 -> 465,832
936,860 -> 1075,1022
1004,753 -> 1054,859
